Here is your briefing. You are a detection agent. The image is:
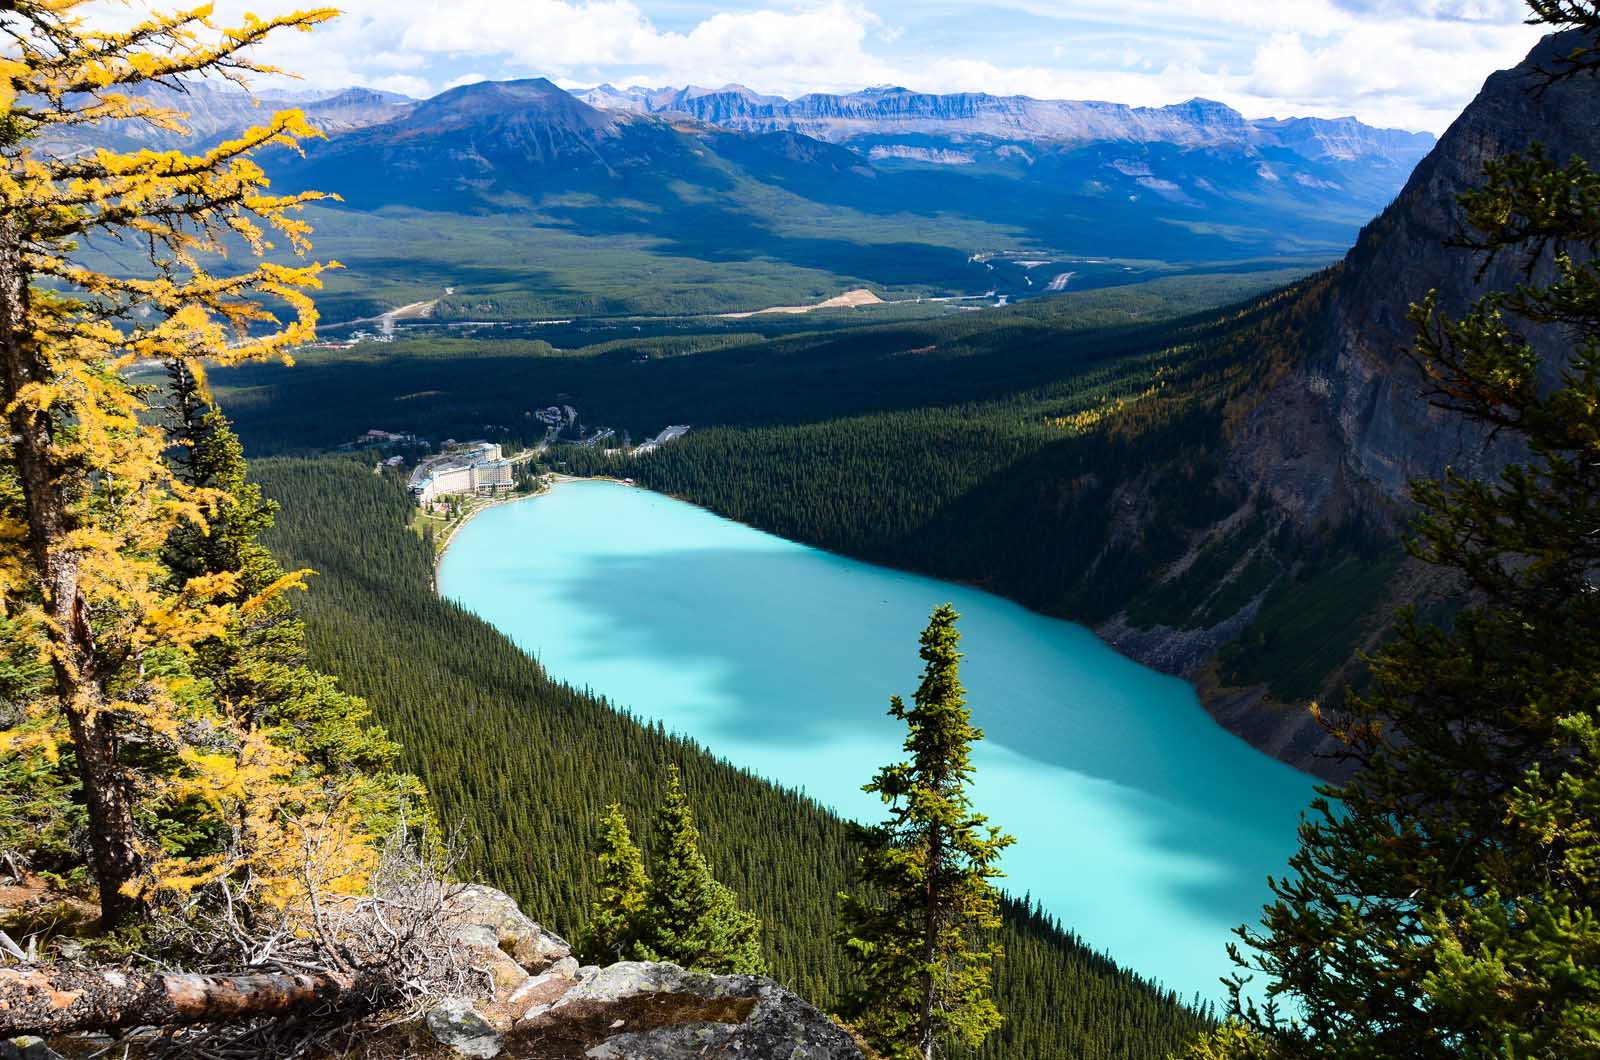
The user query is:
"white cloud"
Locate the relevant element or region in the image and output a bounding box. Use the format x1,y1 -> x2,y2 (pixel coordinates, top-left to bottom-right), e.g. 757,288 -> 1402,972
97,0 -> 1555,131
1237,20 -> 1544,127
361,73 -> 435,98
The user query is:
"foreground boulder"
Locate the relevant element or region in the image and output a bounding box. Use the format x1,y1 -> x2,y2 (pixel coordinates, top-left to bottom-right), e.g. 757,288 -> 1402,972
426,997 -> 504,1059
1,882 -> 860,1060
444,885 -> 572,974
506,961 -> 862,1059
503,957 -> 580,1019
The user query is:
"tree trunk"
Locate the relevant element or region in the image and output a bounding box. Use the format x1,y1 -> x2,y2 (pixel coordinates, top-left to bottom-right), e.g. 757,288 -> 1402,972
62,707 -> 141,928
0,965 -> 372,1036
920,822 -> 940,1060
0,221 -> 141,927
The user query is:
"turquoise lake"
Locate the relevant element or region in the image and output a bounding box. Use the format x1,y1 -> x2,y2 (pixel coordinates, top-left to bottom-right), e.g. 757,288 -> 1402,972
437,479 -> 1315,1001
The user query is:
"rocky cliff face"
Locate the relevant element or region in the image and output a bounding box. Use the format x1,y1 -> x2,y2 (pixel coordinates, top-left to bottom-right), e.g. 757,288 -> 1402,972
1102,30 -> 1600,775
1236,30 -> 1600,526
576,82 -> 1434,166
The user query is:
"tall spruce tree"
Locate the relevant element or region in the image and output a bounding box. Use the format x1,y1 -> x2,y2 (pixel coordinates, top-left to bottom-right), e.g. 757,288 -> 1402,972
1188,11 -> 1600,1060
158,378 -> 417,868
641,765 -> 766,974
838,604 -> 1014,1060
576,802 -> 651,964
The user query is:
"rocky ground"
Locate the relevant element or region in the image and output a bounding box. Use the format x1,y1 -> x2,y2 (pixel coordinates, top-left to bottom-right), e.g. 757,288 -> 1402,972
0,882 -> 865,1060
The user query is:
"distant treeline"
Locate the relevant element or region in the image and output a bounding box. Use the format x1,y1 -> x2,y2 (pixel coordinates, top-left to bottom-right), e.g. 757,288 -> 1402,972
217,271 -> 1308,455
255,457 -> 1216,1059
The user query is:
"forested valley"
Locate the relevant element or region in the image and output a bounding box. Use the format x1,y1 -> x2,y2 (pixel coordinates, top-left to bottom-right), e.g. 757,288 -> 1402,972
217,266 -> 1400,714
6,1 -> 1598,1057
253,457 -> 1217,1059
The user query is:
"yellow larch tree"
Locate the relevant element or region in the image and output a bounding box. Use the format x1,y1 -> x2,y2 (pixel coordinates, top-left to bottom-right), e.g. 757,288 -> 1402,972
0,0 -> 361,927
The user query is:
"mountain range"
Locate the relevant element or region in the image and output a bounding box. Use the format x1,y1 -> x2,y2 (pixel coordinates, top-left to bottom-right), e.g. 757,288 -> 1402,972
270,78 -> 1432,239
75,77 -> 1431,169
57,74 -> 1440,320
577,82 -> 1433,165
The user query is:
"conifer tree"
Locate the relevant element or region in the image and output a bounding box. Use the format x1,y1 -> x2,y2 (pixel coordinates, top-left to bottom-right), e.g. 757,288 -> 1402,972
641,765 -> 766,974
157,383 -> 417,870
576,802 -> 651,964
838,604 -> 1014,1060
1190,9 -> 1600,1058
0,0 -> 346,925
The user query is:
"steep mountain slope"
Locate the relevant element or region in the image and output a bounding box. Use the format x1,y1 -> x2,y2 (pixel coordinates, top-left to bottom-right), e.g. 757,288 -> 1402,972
1221,29 -> 1598,540
1104,28 -> 1600,764
39,81 -> 413,154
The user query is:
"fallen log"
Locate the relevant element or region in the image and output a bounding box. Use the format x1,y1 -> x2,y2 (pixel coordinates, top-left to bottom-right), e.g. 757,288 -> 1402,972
0,965 -> 373,1036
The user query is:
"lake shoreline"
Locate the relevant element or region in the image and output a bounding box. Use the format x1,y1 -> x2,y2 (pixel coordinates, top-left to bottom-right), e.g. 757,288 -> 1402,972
436,475 -> 1326,782
434,478 -> 1315,1002
428,473 -> 638,586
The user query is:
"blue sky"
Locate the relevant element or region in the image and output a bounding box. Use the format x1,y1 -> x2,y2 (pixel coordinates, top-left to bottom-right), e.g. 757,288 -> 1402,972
198,0 -> 1547,131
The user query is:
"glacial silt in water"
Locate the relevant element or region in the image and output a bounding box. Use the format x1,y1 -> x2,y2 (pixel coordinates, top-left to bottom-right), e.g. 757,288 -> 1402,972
437,479 -> 1314,1000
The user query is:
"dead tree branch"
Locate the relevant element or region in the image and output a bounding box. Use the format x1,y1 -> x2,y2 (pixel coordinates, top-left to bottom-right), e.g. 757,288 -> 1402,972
0,965 -> 375,1036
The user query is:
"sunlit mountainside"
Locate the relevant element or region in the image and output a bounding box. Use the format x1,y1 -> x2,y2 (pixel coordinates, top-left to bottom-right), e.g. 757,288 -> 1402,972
71,75 -> 1432,323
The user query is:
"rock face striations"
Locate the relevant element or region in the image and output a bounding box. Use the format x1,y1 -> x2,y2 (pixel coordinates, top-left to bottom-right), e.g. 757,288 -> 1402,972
577,82 -> 1433,166
1235,29 -> 1600,527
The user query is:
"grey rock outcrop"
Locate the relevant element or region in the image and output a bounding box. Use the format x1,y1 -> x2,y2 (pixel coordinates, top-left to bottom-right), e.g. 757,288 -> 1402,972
509,962 -> 862,1060
1091,30 -> 1600,775
452,923 -> 536,994
446,883 -> 573,973
1236,29 -> 1600,531
424,890 -> 859,1060
426,997 -> 504,1059
504,957 -> 582,1019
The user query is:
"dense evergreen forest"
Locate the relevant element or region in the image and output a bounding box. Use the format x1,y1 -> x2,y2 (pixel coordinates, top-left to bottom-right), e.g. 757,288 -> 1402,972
254,457 -> 1216,1059
217,270 -> 1307,455
217,268 -> 1398,705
